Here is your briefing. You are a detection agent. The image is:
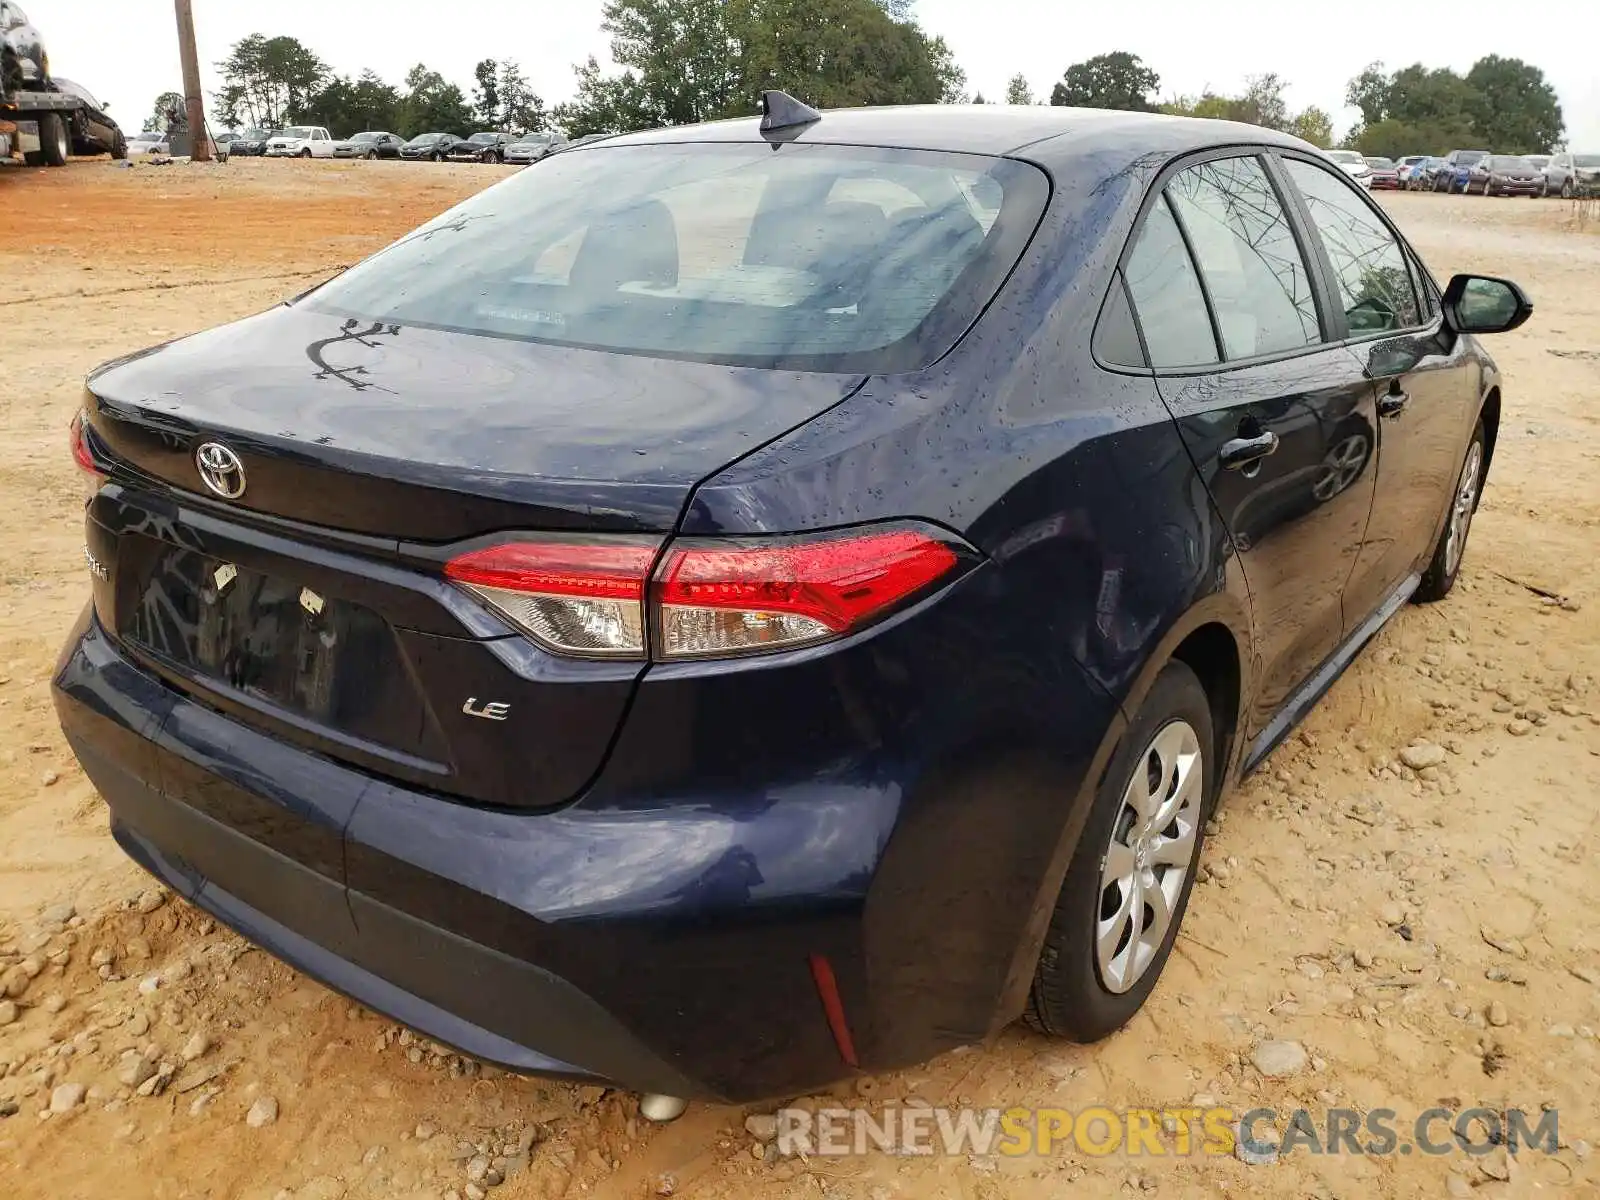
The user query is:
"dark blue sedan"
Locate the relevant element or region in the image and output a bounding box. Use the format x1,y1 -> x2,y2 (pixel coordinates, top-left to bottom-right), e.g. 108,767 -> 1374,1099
56,96 -> 1529,1106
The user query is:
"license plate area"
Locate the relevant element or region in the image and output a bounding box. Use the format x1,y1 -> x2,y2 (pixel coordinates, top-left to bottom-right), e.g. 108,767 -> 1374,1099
120,535 -> 439,759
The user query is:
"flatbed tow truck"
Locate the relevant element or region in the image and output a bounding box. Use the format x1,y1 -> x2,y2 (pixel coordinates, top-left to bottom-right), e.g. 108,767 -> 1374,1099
0,83 -> 76,166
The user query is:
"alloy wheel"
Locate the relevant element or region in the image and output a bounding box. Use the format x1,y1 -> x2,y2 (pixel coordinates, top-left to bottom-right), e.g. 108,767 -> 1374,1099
1097,719 -> 1203,994
1443,441 -> 1482,578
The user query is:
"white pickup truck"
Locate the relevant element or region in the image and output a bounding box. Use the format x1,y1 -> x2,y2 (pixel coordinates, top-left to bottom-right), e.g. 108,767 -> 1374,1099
265,125 -> 335,158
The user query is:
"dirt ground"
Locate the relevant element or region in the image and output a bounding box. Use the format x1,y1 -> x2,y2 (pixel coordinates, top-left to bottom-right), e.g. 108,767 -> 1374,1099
1,158 -> 1598,1200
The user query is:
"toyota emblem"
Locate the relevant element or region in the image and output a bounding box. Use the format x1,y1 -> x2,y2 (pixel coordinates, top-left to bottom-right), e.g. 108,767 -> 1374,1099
195,441 -> 247,499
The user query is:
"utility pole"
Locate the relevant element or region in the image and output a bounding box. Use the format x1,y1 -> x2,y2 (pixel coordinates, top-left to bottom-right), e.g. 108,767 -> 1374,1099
174,0 -> 212,161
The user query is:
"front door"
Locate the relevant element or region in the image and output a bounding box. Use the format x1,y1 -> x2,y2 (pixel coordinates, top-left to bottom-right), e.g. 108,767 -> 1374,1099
1275,155 -> 1480,627
1120,153 -> 1378,742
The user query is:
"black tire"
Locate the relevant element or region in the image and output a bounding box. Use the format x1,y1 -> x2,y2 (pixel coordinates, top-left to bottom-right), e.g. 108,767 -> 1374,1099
431,151 -> 442,163
111,131 -> 127,160
1415,420 -> 1486,603
1562,179 -> 1574,200
299,148 -> 312,159
1025,661 -> 1214,1041
39,111 -> 69,167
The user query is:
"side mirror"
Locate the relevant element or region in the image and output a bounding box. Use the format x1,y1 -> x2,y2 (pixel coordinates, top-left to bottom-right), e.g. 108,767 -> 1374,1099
1442,274 -> 1532,335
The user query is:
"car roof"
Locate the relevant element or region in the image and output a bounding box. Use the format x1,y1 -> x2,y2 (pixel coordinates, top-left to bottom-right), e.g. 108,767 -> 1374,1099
601,104 -> 1316,169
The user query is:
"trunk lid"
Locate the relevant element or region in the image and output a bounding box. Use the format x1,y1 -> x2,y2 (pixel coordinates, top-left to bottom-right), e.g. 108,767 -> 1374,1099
83,305 -> 865,809
87,304 -> 865,539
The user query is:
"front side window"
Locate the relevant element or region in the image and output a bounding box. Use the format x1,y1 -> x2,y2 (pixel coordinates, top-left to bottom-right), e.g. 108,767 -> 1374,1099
1165,156 -> 1321,359
1122,195 -> 1219,369
1282,159 -> 1420,335
309,142 -> 1048,373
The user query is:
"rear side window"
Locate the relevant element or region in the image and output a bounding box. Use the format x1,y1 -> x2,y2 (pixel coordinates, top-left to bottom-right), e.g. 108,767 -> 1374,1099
308,142 -> 1048,373
1164,157 -> 1321,359
1282,159 -> 1420,335
1122,195 -> 1219,369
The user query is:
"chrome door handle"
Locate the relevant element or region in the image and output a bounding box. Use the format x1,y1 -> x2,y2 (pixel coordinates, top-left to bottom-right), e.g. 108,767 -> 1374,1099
1220,431 -> 1281,471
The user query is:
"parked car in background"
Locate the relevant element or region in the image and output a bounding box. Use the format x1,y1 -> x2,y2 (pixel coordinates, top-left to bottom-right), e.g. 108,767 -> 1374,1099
544,131 -> 615,156
50,76 -> 125,158
1411,156 -> 1445,190
231,127 -> 274,156
503,130 -> 566,164
1435,149 -> 1490,193
1468,154 -> 1545,197
1,0 -> 48,92
1395,154 -> 1428,187
125,130 -> 170,157
399,132 -> 461,161
266,126 -> 335,158
1363,156 -> 1401,189
1543,152 -> 1600,198
334,131 -> 403,159
447,131 -> 513,163
1326,149 -> 1373,188
57,98 -> 1530,1107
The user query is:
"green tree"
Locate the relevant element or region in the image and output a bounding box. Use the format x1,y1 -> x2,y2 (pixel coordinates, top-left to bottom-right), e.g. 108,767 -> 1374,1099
1465,55 -> 1563,152
1049,51 -> 1159,111
1345,61 -> 1391,127
144,91 -> 183,132
472,59 -> 501,128
497,61 -> 546,132
399,64 -> 475,137
213,34 -> 329,129
556,0 -> 964,134
1004,73 -> 1033,105
1289,105 -> 1334,148
299,69 -> 402,135
971,91 -> 987,104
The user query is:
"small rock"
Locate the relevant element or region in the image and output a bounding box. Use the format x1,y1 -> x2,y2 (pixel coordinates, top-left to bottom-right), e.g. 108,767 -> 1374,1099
466,1155 -> 490,1182
0,1000 -> 17,1027
119,1056 -> 157,1088
1487,1001 -> 1509,1027
1447,1175 -> 1473,1198
137,976 -> 160,996
0,1098 -> 19,1118
41,771 -> 60,787
465,1186 -> 488,1200
1353,949 -> 1374,970
1548,1024 -> 1576,1038
1399,743 -> 1446,770
1251,1040 -> 1307,1078
180,1032 -> 211,1062
49,1083 -> 87,1114
127,1013 -> 150,1037
745,1113 -> 779,1142
1380,902 -> 1405,925
1507,719 -> 1532,736
39,902 -> 76,926
135,889 -> 165,914
43,994 -> 66,1015
414,1121 -> 437,1141
655,1174 -> 677,1197
189,1089 -> 219,1117
246,1096 -> 279,1128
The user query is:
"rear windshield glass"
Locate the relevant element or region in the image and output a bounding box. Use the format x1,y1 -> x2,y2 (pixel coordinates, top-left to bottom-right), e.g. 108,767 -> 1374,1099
1574,155 -> 1600,168
307,141 -> 1048,373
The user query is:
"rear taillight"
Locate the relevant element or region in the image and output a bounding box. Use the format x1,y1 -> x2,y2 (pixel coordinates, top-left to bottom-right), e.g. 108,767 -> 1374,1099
442,525 -> 968,662
70,409 -> 106,501
444,538 -> 660,658
655,529 -> 961,659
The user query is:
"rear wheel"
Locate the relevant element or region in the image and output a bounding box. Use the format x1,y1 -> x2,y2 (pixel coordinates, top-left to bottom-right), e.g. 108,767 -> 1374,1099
1025,661 -> 1212,1041
1562,179 -> 1575,200
1415,421 -> 1486,603
299,147 -> 312,159
40,111 -> 69,167
111,130 -> 127,160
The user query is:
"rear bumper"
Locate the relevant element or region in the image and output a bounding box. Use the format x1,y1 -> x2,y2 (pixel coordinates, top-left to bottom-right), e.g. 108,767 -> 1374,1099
57,603 -> 1121,1100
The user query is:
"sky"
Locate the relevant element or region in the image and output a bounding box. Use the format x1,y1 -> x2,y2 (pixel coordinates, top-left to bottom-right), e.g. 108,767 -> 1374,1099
38,0 -> 1600,148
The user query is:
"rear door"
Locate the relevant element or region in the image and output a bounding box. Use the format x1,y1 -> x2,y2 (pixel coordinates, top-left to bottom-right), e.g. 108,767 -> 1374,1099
1276,153 -> 1480,625
1121,152 -> 1379,744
